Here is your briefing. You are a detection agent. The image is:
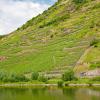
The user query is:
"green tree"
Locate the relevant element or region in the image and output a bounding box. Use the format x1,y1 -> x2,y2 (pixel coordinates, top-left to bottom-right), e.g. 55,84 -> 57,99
57,81 -> 64,87
8,74 -> 29,82
90,39 -> 99,47
38,75 -> 48,82
62,69 -> 75,81
31,72 -> 39,80
0,72 -> 6,81
73,0 -> 86,4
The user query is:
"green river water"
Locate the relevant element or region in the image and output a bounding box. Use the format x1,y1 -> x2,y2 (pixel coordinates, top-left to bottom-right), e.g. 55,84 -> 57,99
0,87 -> 100,100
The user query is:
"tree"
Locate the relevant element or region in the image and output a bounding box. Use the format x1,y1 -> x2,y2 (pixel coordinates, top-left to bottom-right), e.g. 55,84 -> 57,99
90,39 -> 99,47
31,72 -> 39,80
0,72 -> 6,81
38,75 -> 48,82
73,0 -> 86,4
62,69 -> 75,81
8,74 -> 29,82
57,81 -> 64,87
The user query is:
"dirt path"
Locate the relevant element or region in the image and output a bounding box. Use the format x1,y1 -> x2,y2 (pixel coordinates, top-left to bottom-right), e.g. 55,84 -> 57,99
74,46 -> 93,73
76,46 -> 93,65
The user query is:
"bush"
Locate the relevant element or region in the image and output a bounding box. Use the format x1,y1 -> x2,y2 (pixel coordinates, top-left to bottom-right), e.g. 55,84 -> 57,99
88,81 -> 93,87
14,74 -> 28,82
90,39 -> 99,47
73,0 -> 86,4
62,69 -> 75,81
57,81 -> 64,87
39,14 -> 70,28
8,74 -> 28,82
31,72 -> 39,80
90,62 -> 100,69
9,74 -> 28,82
0,72 -> 7,81
38,75 -> 48,82
91,77 -> 100,82
0,72 -> 29,82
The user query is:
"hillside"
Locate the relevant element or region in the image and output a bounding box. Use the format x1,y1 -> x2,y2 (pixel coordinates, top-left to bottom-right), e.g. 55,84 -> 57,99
0,0 -> 100,77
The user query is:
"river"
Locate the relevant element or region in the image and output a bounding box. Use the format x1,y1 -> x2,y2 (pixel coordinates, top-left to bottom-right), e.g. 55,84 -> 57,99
0,87 -> 100,100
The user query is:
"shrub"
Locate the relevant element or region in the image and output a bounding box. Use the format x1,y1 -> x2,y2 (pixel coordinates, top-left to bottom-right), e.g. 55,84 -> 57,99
73,77 -> 78,81
8,74 -> 17,82
31,72 -> 39,80
38,75 -> 48,82
0,72 -> 7,81
88,81 -> 93,87
50,34 -> 54,38
57,81 -> 64,87
15,74 -> 28,82
90,62 -> 100,69
90,39 -> 99,47
62,69 -> 75,81
91,77 -> 100,82
39,14 -> 70,28
8,74 -> 29,82
2,77 -> 9,82
73,0 -> 86,4
0,72 -> 29,82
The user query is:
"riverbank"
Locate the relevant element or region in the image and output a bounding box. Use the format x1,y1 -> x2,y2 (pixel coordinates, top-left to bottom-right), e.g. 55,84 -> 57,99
0,86 -> 100,100
0,83 -> 100,88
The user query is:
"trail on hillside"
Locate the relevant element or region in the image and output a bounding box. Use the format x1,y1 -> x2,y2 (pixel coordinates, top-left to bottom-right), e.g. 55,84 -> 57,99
74,46 -> 94,74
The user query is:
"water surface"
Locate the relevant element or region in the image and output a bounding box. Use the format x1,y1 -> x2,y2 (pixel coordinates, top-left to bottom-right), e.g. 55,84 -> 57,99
0,87 -> 100,100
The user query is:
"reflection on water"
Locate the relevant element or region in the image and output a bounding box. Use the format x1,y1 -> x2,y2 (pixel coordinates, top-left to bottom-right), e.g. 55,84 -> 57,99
0,87 -> 100,100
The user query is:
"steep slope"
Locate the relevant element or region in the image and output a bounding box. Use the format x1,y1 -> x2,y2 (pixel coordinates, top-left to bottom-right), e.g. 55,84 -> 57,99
0,0 -> 100,75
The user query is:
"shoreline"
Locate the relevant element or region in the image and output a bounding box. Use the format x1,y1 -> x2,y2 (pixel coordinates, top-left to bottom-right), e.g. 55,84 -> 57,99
0,83 -> 100,87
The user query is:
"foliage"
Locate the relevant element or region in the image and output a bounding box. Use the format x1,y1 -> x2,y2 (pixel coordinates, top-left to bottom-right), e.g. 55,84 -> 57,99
0,72 -> 7,81
91,76 -> 100,82
8,74 -> 29,82
31,72 -> 39,80
62,69 -> 75,81
38,75 -> 48,82
0,72 -> 29,82
90,39 -> 99,47
39,13 -> 70,28
73,0 -> 86,4
90,62 -> 100,69
57,80 -> 64,87
0,35 -> 6,39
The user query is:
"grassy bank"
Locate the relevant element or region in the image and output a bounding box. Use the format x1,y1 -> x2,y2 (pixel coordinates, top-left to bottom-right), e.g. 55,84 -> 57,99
0,68 -> 100,87
0,78 -> 100,88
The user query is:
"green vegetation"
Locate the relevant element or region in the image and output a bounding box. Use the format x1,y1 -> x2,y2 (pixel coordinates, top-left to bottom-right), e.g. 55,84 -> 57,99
0,35 -> 6,39
90,39 -> 99,47
31,72 -> 39,80
38,75 -> 48,83
90,62 -> 100,69
57,80 -> 64,87
0,70 -> 100,85
73,0 -> 86,4
0,72 -> 6,81
39,13 -> 70,28
62,69 -> 75,81
91,76 -> 100,82
0,0 -> 100,82
0,72 -> 28,82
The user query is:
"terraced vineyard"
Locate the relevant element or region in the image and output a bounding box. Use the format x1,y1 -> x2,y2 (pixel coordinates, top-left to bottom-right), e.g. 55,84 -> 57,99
0,0 -> 100,77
